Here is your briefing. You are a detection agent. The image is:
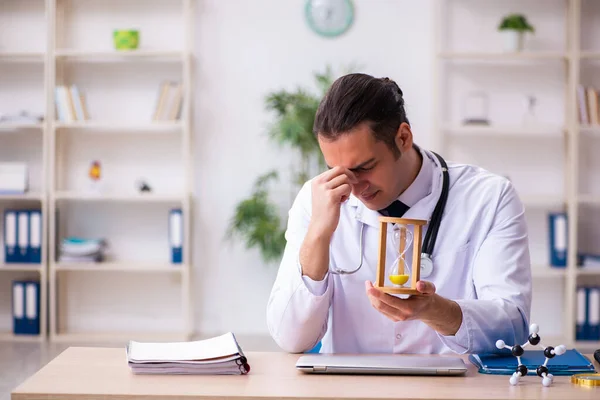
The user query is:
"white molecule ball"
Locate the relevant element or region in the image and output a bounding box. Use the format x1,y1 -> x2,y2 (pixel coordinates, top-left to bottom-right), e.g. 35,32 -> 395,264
529,323 -> 539,335
510,373 -> 519,386
554,345 -> 567,355
542,375 -> 553,387
496,339 -> 506,349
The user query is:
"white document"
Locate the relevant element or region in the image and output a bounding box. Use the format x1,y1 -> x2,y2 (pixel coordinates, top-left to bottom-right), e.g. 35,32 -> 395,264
0,162 -> 27,193
126,332 -> 250,375
127,332 -> 241,363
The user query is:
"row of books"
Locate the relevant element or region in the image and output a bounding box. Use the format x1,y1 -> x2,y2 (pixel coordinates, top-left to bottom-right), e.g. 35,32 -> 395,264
576,286 -> 600,341
55,85 -> 90,122
152,81 -> 183,121
2,209 -> 183,264
577,84 -> 600,125
55,80 -> 184,123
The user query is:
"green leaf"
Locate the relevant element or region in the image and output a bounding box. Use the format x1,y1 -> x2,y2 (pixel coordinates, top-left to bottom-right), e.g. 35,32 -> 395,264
498,14 -> 535,33
228,65 -> 352,265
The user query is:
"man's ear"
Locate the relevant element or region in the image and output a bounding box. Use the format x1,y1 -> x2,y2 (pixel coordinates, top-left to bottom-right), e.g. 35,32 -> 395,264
394,122 -> 413,152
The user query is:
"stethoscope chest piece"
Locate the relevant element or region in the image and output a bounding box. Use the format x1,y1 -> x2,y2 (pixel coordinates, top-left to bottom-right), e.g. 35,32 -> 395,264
420,253 -> 434,278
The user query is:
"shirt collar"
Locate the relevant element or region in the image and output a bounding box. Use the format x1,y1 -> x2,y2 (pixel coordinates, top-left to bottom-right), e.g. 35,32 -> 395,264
397,145 -> 433,207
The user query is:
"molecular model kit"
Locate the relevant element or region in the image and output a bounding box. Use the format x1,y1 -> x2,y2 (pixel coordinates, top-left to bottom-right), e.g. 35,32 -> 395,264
495,323 -> 567,387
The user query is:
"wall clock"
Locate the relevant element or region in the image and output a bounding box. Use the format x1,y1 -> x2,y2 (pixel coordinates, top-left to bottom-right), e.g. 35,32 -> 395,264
305,0 -> 354,38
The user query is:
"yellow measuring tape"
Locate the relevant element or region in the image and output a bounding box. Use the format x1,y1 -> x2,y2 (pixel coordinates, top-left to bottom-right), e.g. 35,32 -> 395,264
571,373 -> 600,387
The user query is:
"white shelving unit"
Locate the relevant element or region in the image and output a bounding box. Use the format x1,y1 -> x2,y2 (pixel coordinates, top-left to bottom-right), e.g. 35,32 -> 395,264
0,0 -> 49,342
45,0 -> 195,343
2,0 -> 194,343
434,0 -> 600,350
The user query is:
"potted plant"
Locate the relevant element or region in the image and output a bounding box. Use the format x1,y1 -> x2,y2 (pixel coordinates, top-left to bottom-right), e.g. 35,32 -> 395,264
498,14 -> 535,52
226,67 -> 335,264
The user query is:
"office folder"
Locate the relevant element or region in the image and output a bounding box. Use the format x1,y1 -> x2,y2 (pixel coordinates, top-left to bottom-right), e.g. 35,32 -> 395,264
169,209 -> 182,264
29,210 -> 42,263
548,212 -> 567,267
24,281 -> 40,335
4,210 -> 17,263
469,349 -> 595,376
588,287 -> 600,341
577,286 -> 588,341
12,281 -> 25,334
17,210 -> 29,263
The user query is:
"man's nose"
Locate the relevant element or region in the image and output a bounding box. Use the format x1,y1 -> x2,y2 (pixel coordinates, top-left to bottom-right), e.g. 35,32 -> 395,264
351,180 -> 368,194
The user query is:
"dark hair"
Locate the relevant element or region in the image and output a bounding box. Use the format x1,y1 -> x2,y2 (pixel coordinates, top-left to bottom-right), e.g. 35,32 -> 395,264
313,73 -> 409,157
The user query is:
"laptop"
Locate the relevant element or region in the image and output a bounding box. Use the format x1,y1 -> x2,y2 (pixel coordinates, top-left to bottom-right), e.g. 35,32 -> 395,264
295,354 -> 468,376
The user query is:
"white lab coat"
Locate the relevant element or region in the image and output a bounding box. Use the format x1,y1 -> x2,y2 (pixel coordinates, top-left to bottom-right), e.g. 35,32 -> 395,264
266,147 -> 532,355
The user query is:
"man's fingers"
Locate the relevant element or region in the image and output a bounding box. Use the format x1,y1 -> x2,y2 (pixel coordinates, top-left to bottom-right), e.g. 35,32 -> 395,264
330,184 -> 352,202
319,166 -> 358,184
325,173 -> 353,190
365,282 -> 409,321
416,281 -> 436,295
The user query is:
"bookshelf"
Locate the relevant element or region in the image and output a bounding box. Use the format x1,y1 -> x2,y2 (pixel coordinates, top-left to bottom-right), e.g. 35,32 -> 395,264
0,0 -> 48,342
46,0 -> 195,343
433,0 -> 600,350
1,0 -> 194,343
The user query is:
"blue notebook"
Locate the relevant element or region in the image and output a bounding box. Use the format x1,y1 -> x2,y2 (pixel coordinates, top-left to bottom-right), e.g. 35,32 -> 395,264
469,349 -> 596,376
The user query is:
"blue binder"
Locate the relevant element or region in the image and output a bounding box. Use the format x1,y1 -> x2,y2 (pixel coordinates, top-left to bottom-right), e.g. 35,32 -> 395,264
3,209 -> 17,263
469,349 -> 596,376
576,286 -> 588,341
169,209 -> 182,264
12,280 -> 40,335
548,212 -> 567,267
16,210 -> 29,263
28,210 -> 42,264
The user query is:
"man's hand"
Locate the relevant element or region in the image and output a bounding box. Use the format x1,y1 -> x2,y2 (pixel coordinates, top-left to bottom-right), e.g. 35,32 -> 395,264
365,280 -> 463,336
299,167 -> 357,281
308,166 -> 358,239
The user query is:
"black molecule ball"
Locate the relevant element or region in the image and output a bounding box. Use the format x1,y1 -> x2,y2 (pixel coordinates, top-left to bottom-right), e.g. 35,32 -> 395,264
528,334 -> 541,346
544,346 -> 555,358
537,365 -> 549,377
511,345 -> 524,357
517,364 -> 528,377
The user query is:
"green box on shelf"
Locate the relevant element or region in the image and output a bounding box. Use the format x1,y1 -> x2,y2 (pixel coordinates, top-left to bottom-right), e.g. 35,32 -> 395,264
113,29 -> 139,50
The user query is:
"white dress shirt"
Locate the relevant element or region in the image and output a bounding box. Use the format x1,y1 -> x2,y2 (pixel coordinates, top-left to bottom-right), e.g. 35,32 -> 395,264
266,146 -> 532,355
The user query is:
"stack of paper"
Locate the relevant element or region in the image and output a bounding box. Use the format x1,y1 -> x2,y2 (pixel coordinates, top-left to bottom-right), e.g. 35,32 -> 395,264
126,332 -> 250,375
58,237 -> 107,263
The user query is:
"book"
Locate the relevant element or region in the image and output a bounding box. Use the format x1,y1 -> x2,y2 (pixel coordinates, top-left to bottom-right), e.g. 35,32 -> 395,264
469,349 -> 595,376
126,332 -> 250,375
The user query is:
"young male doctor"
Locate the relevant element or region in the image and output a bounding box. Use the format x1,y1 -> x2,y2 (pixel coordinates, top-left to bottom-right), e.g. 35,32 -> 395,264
266,73 -> 532,355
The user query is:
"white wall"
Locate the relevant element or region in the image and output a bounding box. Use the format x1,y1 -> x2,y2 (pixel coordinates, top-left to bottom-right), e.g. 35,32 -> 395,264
192,0 -> 434,336
1,0 -> 585,341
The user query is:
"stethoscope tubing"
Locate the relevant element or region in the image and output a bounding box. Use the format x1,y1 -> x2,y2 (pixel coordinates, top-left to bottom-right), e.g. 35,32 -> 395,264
330,151 -> 449,276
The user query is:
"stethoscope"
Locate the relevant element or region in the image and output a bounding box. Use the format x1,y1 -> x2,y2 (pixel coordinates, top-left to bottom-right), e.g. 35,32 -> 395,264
330,152 -> 449,279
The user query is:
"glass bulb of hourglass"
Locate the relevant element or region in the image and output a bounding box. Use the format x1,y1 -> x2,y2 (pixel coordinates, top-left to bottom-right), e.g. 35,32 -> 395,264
390,225 -> 413,286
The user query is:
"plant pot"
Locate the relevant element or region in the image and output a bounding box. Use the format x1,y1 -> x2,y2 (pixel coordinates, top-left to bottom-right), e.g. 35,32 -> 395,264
501,30 -> 524,52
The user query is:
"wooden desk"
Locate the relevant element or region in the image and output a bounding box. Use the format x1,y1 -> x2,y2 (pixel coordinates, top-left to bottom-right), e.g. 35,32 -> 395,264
11,347 -> 600,400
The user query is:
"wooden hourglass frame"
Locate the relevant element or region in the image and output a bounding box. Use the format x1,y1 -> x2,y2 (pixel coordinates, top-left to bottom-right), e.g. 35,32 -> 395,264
375,216 -> 428,296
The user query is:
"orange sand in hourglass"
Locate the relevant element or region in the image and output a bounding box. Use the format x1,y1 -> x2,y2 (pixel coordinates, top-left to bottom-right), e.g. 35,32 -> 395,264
389,226 -> 410,286
375,216 -> 427,296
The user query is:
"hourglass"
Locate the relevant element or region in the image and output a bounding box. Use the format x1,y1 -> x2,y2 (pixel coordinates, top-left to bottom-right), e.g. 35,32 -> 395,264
375,216 -> 427,295
389,224 -> 412,287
